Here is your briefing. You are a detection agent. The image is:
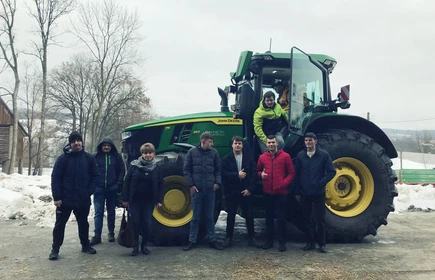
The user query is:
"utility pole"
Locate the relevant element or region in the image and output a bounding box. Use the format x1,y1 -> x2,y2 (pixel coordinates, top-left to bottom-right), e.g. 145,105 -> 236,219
269,38 -> 272,52
367,112 -> 370,121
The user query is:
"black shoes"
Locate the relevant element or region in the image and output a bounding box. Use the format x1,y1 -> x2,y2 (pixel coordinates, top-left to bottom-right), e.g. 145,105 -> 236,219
261,241 -> 274,250
209,241 -> 224,250
141,242 -> 150,255
108,232 -> 115,243
303,243 -> 316,251
318,245 -> 327,253
48,249 -> 59,260
81,245 -> 97,254
222,238 -> 233,248
183,242 -> 195,251
89,236 -> 101,246
279,242 -> 287,252
130,246 -> 139,256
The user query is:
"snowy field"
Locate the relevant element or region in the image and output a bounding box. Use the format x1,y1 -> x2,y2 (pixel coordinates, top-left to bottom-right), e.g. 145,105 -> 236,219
1,160 -> 435,229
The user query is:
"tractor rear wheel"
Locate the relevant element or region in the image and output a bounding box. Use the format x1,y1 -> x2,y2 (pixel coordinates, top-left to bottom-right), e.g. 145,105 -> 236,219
150,153 -> 222,246
316,129 -> 398,242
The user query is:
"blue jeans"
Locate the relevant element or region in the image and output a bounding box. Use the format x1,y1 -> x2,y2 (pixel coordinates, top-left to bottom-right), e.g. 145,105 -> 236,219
129,200 -> 154,244
189,189 -> 216,243
93,187 -> 117,237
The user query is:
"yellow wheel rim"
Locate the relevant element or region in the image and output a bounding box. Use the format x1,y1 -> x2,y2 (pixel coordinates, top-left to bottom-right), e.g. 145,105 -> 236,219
153,175 -> 192,227
326,157 -> 374,217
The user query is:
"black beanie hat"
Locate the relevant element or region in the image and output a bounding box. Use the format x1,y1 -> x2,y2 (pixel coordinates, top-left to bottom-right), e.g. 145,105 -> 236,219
69,131 -> 83,144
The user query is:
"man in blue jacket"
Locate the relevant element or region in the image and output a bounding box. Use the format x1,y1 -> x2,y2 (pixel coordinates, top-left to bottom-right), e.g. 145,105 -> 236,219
89,137 -> 125,246
49,131 -> 100,260
294,132 -> 336,253
183,132 -> 223,251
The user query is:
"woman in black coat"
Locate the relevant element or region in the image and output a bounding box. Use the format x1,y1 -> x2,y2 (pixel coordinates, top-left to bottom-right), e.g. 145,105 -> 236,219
122,143 -> 163,256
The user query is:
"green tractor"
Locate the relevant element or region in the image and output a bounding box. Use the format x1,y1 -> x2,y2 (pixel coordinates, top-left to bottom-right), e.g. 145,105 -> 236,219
121,47 -> 398,245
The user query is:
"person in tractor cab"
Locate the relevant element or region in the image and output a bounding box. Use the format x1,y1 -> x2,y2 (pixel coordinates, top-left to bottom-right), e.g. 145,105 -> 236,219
183,132 -> 224,251
273,81 -> 290,112
294,132 -> 336,253
256,135 -> 295,252
221,135 -> 259,248
253,91 -> 289,152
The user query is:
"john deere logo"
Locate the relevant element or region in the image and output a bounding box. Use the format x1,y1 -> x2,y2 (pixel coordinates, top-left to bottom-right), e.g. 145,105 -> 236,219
217,119 -> 241,123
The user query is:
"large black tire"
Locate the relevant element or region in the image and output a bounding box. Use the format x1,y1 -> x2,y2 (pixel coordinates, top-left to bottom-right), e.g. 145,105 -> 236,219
149,153 -> 222,246
316,129 -> 398,242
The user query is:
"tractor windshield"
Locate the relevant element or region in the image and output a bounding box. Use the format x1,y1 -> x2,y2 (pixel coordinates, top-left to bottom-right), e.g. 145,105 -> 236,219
289,47 -> 326,135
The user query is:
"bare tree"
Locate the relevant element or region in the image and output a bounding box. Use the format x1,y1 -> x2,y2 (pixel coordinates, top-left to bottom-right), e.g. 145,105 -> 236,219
27,0 -> 75,175
0,0 -> 20,174
70,0 -> 142,150
20,64 -> 42,175
49,54 -> 96,136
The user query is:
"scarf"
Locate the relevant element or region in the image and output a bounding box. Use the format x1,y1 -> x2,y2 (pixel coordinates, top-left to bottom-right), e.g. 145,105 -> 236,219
131,156 -> 157,172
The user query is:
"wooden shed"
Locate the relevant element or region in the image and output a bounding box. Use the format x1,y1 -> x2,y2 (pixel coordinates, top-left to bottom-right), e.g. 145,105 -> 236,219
0,96 -> 28,173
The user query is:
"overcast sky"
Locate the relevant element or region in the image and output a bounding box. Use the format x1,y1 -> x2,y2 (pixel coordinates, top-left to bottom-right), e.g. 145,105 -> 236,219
4,0 -> 435,130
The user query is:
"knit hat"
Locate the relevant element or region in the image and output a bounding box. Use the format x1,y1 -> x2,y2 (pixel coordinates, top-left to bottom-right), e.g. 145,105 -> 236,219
304,132 -> 317,139
68,131 -> 83,144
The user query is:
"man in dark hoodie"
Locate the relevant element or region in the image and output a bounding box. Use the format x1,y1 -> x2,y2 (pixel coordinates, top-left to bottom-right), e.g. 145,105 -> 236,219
222,135 -> 258,248
253,91 -> 289,152
48,131 -> 100,260
294,132 -> 336,253
182,132 -> 223,251
90,137 -> 125,246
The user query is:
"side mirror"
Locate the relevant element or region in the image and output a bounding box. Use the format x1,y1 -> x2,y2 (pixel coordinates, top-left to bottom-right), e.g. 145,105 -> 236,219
335,85 -> 351,110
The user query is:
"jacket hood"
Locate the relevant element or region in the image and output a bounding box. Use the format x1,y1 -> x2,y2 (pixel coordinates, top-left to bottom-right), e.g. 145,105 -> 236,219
97,137 -> 118,154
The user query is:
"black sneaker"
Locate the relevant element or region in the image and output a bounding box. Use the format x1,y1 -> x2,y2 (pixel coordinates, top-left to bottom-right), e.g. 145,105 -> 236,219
108,232 -> 115,243
222,237 -> 233,248
318,245 -> 327,253
81,245 -> 97,254
302,243 -> 316,251
183,242 -> 195,251
89,236 -> 101,246
209,241 -> 224,250
48,249 -> 59,260
261,241 -> 274,250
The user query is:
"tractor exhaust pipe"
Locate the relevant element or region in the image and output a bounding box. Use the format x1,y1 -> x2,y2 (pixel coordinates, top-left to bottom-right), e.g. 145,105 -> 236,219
218,87 -> 229,112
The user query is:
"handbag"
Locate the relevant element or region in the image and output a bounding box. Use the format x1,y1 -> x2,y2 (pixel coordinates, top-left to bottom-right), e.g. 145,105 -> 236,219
117,208 -> 136,248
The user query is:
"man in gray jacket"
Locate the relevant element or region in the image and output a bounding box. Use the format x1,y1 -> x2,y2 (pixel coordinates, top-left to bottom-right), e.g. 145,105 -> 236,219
183,132 -> 223,251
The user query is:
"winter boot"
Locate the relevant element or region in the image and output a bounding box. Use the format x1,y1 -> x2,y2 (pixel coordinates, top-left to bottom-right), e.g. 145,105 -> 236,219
89,236 -> 101,246
108,232 -> 115,243
81,245 -> 97,254
48,248 -> 59,260
130,243 -> 139,256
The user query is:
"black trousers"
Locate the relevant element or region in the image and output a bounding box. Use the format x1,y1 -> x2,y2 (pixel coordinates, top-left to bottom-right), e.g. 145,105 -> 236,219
300,193 -> 326,246
52,205 -> 91,250
264,193 -> 288,242
225,192 -> 254,239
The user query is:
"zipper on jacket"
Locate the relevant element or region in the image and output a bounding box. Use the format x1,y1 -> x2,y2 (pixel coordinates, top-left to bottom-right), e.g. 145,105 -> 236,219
271,154 -> 274,194
105,154 -> 108,188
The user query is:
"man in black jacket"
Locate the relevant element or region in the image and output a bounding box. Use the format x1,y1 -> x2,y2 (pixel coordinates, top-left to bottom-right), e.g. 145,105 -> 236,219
49,131 -> 100,260
294,132 -> 336,253
183,132 -> 223,251
221,136 -> 258,248
89,137 -> 125,246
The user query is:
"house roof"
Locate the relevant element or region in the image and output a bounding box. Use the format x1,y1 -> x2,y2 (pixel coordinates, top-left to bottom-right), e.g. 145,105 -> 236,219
0,96 -> 29,137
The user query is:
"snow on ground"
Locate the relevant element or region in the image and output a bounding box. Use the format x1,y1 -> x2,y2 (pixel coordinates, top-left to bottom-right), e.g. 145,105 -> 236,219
1,159 -> 435,228
391,158 -> 435,169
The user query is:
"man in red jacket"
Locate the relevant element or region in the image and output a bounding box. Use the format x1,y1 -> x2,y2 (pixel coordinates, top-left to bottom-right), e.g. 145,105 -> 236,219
256,135 -> 295,251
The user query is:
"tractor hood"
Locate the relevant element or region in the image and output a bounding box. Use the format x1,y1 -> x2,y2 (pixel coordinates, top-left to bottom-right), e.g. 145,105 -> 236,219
123,111 -> 240,132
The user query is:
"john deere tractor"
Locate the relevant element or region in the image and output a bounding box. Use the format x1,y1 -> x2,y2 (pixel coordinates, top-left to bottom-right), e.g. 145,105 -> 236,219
121,47 -> 398,245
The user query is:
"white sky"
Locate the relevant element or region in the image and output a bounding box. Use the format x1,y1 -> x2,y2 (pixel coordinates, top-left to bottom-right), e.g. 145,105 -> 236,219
1,158 -> 435,227
2,0 -> 435,130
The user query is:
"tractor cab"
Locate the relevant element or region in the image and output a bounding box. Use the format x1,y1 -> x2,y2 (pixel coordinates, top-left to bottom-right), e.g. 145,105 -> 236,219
226,47 -> 350,153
